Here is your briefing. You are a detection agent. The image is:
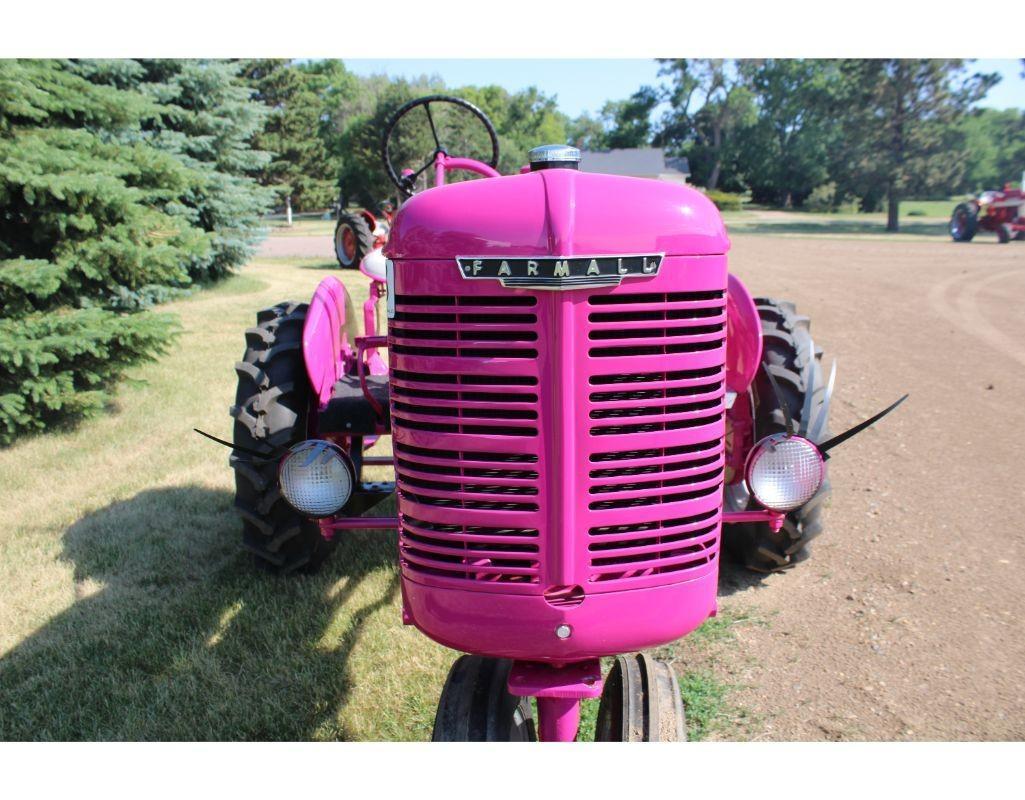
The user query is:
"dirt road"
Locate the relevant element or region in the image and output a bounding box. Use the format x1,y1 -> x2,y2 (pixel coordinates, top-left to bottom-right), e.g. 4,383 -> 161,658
718,234 -> 1025,740
261,232 -> 1025,740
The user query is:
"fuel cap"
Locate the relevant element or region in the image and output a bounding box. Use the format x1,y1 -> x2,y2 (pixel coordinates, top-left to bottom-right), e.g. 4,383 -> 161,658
529,144 -> 581,171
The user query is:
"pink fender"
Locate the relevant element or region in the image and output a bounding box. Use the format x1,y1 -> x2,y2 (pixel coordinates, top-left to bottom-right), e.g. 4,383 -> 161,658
303,276 -> 353,406
725,273 -> 762,395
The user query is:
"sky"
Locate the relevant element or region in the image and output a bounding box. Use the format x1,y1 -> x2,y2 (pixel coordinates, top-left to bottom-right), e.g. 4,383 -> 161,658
345,59 -> 1025,118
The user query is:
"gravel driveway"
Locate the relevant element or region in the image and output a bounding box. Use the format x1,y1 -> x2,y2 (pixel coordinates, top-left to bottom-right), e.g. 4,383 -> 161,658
258,234 -> 336,260
715,233 -> 1025,740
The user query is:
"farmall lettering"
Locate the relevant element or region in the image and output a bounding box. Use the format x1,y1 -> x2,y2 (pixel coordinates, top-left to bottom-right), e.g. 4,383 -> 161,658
456,254 -> 663,290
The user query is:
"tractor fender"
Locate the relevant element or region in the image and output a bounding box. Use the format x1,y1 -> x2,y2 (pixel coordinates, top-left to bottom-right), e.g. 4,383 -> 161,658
303,276 -> 356,406
359,208 -> 378,233
725,273 -> 762,395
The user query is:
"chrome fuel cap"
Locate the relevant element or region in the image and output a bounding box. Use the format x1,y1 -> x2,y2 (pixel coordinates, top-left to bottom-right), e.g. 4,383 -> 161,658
528,144 -> 581,171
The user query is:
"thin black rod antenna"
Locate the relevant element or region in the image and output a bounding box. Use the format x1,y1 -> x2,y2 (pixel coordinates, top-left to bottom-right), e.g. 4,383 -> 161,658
193,428 -> 281,461
818,395 -> 909,456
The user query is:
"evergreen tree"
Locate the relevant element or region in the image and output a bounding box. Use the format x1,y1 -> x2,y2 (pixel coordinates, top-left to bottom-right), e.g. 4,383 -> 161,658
240,59 -> 340,211
0,60 -> 206,443
75,58 -> 275,281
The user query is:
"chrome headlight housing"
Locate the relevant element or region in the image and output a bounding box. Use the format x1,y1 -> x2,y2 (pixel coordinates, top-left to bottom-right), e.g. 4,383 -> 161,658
745,433 -> 825,512
278,440 -> 354,518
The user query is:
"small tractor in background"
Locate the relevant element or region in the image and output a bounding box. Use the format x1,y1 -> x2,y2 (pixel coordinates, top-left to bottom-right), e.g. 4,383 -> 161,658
950,173 -> 1025,243
333,199 -> 395,269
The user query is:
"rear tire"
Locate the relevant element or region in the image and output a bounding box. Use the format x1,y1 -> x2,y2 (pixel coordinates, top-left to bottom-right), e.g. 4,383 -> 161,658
432,656 -> 536,741
949,202 -> 977,242
595,653 -> 686,741
722,298 -> 832,572
229,302 -> 335,574
334,212 -> 375,269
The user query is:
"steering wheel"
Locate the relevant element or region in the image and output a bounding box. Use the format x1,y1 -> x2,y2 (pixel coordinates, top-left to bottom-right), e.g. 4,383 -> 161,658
381,95 -> 499,196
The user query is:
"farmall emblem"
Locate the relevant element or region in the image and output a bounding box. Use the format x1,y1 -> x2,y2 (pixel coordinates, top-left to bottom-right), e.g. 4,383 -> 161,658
455,254 -> 663,290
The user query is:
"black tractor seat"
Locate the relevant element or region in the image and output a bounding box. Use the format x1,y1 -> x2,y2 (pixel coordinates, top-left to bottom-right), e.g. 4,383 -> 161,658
317,373 -> 390,435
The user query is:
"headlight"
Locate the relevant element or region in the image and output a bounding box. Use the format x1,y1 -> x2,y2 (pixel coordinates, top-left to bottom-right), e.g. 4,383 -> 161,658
279,440 -> 354,518
745,434 -> 824,512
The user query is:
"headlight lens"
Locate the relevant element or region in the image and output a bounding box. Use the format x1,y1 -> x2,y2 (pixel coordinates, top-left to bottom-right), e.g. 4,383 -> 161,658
279,440 -> 354,517
745,434 -> 824,512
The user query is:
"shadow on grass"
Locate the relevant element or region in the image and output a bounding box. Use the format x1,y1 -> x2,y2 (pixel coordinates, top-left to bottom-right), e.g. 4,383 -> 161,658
0,486 -> 399,741
296,261 -> 345,271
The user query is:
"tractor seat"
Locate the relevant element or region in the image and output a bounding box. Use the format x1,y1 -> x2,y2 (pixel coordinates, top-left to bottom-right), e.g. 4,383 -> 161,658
317,373 -> 390,435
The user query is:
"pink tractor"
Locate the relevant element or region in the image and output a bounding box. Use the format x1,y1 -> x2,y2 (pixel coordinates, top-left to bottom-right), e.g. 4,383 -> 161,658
950,173 -> 1025,243
217,97 -> 904,741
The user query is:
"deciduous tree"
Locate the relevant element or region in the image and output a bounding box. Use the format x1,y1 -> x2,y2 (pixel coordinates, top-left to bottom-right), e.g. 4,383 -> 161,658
656,59 -> 754,190
829,59 -> 998,230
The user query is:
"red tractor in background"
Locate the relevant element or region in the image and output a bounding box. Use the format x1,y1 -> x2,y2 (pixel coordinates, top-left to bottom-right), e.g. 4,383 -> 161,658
334,199 -> 396,269
950,173 -> 1025,243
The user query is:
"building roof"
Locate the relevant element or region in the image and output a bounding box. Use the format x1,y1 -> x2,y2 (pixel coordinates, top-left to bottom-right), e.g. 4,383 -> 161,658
579,147 -> 690,183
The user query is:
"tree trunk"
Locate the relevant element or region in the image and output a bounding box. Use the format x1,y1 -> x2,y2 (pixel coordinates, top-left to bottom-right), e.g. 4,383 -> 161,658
886,185 -> 899,232
708,161 -> 721,190
707,120 -> 723,190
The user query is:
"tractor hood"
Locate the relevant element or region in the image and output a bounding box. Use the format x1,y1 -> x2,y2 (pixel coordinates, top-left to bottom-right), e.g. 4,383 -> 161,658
385,168 -> 730,260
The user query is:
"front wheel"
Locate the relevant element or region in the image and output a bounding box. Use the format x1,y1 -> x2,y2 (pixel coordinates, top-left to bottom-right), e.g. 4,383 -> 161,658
949,202 -> 977,242
432,656 -> 536,741
595,654 -> 686,741
996,223 -> 1012,244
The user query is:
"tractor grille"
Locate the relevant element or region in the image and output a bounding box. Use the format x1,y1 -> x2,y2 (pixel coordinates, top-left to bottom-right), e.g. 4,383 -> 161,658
391,279 -> 726,594
584,289 -> 726,587
391,295 -> 543,589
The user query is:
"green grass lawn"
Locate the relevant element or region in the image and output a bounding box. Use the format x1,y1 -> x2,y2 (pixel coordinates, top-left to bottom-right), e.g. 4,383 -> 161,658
0,255 -> 737,741
265,218 -> 337,237
720,198 -> 961,240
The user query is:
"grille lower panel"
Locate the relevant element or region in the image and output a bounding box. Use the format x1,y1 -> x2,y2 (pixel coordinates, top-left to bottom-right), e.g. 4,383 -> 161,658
400,515 -> 541,585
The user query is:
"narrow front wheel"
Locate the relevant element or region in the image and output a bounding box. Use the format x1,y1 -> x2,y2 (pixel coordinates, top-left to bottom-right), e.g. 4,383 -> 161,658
949,202 -> 978,242
595,653 -> 686,741
432,656 -> 536,741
